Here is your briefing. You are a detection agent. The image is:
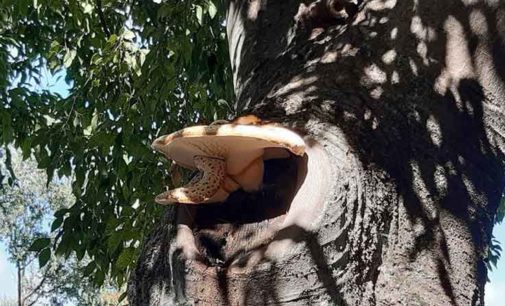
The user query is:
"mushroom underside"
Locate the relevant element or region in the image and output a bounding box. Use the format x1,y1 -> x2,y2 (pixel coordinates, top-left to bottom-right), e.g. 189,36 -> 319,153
155,150 -> 283,204
155,156 -> 230,204
152,123 -> 306,205
180,156 -> 301,266
171,143 -> 330,271
155,137 -> 299,204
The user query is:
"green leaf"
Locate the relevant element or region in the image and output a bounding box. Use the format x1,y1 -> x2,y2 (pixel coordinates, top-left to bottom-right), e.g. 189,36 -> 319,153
196,5 -> 203,25
54,208 -> 69,219
1,111 -> 13,143
84,111 -> 99,136
496,196 -> 505,224
82,2 -> 93,14
20,138 -> 32,160
83,261 -> 96,276
208,1 -> 217,19
123,30 -> 135,41
116,247 -> 135,269
55,235 -> 71,256
95,269 -> 105,286
29,238 -> 51,252
107,34 -> 118,44
63,49 -> 77,68
118,291 -> 128,303
76,246 -> 85,260
51,216 -> 64,231
217,98 -> 229,108
107,232 -> 122,252
38,248 -> 51,268
49,40 -> 60,53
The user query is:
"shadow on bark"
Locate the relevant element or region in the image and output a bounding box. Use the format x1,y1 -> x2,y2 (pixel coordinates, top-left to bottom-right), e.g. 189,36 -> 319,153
128,209 -> 188,305
130,0 -> 505,304
229,0 -> 505,304
199,224 -> 347,305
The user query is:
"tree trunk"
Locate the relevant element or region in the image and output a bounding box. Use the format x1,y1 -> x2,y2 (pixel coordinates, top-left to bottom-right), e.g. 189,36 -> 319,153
128,1 -> 505,305
17,264 -> 22,306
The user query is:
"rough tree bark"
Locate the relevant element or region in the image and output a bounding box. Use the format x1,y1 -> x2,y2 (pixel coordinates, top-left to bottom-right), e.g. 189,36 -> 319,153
128,0 -> 505,305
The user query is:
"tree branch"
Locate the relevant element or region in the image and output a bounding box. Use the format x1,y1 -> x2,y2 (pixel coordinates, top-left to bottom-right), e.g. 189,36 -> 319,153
96,0 -> 111,37
26,286 -> 58,306
22,266 -> 51,304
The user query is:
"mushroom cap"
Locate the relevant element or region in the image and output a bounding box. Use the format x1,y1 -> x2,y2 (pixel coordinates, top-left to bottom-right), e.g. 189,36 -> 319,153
152,123 -> 305,175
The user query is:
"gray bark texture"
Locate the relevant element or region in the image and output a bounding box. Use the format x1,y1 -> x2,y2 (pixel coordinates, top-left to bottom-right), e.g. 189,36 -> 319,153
128,0 -> 505,305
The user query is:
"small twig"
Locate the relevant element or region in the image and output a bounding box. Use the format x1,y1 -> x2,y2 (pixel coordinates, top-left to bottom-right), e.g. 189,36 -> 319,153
23,266 -> 51,304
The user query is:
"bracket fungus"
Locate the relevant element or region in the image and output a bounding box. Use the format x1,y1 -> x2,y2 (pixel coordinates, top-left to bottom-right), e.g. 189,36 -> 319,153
152,118 -> 306,204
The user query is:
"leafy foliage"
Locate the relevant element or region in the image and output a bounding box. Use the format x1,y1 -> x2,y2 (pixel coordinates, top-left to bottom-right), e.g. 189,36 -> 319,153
495,195 -> 505,225
0,149 -> 102,305
0,0 -> 234,290
486,192 -> 505,276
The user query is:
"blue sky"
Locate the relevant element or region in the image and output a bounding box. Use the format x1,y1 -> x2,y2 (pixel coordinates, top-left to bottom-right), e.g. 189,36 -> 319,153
486,223 -> 505,306
0,68 -> 70,301
0,242 -> 17,301
0,68 -> 504,303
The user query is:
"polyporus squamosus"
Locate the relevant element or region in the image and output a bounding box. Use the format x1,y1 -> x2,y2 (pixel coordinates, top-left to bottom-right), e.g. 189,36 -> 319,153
152,117 -> 305,204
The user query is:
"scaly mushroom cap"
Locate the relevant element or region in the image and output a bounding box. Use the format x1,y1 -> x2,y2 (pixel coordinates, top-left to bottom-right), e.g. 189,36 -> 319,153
152,122 -> 305,204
